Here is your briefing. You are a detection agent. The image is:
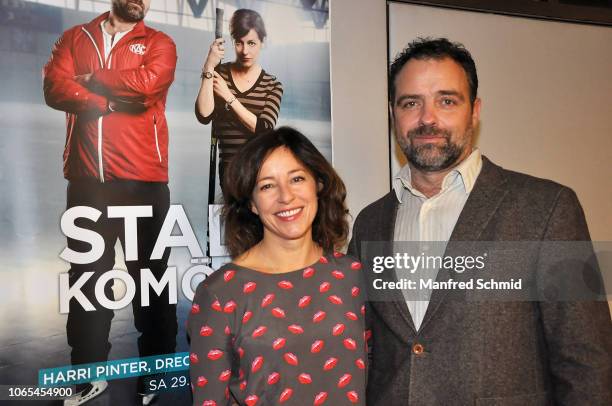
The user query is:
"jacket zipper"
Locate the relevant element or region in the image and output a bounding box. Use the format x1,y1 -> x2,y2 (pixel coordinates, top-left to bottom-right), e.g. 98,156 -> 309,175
81,27 -> 106,183
153,114 -> 162,162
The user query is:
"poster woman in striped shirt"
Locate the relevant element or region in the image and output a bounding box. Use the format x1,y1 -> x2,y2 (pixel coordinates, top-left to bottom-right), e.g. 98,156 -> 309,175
196,9 -> 283,190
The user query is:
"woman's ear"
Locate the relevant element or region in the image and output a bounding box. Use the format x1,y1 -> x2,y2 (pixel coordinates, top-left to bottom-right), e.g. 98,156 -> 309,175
317,181 -> 324,193
250,201 -> 259,215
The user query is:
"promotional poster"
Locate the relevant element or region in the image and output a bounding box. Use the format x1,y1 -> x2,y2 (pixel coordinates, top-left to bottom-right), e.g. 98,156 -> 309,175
1,0 -> 611,405
0,0 -> 331,404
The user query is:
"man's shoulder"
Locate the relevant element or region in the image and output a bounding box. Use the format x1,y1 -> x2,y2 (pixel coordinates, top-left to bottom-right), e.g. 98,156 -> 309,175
484,156 -> 573,197
143,26 -> 175,45
354,191 -> 397,223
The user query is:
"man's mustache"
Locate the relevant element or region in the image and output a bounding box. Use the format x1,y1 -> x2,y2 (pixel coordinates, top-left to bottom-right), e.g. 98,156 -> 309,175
407,124 -> 451,139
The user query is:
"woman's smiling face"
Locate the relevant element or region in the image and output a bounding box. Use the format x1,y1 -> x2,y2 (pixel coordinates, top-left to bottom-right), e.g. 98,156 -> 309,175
250,147 -> 318,244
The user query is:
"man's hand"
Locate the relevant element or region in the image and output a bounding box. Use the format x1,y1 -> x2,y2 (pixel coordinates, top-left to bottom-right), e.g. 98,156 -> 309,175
74,73 -> 93,86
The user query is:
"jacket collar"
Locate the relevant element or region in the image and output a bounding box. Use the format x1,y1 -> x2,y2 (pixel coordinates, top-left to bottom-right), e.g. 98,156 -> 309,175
83,11 -> 147,42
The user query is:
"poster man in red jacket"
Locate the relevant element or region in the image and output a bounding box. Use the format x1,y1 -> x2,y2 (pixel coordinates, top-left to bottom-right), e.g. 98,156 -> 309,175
43,1 -> 177,404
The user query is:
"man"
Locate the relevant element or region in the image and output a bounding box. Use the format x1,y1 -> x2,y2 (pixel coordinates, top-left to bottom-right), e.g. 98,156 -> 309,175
43,1 -> 177,404
349,38 -> 611,405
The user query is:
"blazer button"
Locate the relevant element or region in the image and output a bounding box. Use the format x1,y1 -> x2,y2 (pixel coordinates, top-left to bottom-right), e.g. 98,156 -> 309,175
412,343 -> 424,355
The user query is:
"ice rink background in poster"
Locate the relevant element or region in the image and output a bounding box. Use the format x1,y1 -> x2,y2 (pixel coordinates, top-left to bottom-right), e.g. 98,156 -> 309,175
0,0 -> 331,403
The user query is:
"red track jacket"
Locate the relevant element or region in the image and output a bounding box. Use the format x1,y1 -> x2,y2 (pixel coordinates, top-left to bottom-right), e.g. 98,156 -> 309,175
43,12 -> 177,183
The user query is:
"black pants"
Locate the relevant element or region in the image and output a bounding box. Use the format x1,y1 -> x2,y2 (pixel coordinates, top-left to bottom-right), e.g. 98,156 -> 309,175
66,180 -> 177,366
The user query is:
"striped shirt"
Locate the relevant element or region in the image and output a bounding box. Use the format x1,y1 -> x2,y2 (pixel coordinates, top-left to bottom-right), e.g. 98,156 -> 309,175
392,149 -> 482,330
197,62 -> 283,181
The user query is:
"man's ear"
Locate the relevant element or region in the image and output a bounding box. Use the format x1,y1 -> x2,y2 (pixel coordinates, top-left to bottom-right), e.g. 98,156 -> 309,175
389,102 -> 395,127
471,97 -> 481,128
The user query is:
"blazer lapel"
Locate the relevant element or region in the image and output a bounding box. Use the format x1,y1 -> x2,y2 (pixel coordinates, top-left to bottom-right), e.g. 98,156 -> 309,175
367,193 -> 417,338
419,157 -> 509,331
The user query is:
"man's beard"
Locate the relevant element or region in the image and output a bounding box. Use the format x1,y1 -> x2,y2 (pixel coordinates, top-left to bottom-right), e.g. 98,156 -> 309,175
398,124 -> 470,172
112,0 -> 145,23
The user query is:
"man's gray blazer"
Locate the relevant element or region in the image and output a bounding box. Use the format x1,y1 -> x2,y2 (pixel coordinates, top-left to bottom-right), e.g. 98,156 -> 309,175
348,157 -> 611,405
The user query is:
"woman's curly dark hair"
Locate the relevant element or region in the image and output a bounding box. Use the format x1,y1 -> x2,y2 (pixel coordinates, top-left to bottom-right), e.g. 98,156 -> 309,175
222,127 -> 348,258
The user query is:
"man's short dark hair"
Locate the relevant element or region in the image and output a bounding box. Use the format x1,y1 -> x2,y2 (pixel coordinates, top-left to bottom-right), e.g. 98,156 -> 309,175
389,37 -> 478,105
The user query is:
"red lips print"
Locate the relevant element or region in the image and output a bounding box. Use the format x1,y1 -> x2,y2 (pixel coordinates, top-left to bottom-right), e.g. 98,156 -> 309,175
196,376 -> 208,387
223,270 -> 235,282
355,358 -> 365,369
319,256 -> 329,264
288,324 -> 304,334
202,401 -> 216,406
223,300 -> 237,313
190,303 -> 200,314
333,251 -> 344,258
332,323 -> 345,336
319,282 -> 331,293
323,357 -> 338,371
189,353 -> 199,363
298,295 -> 312,308
331,270 -> 345,279
207,349 -> 223,360
252,326 -> 267,338
238,347 -> 245,358
219,369 -> 231,382
251,356 -> 264,373
272,337 -> 286,350
311,340 -> 324,353
240,380 -> 247,391
298,373 -> 312,384
351,286 -> 360,297
261,293 -> 275,308
350,262 -> 362,270
267,372 -> 280,385
200,325 -> 213,336
314,391 -> 328,405
303,267 -> 315,278
245,395 -> 258,406
338,373 -> 352,388
347,391 -> 359,403
271,307 -> 286,318
279,388 -> 293,403
284,352 -> 298,366
211,300 -> 222,312
345,311 -> 358,321
328,295 -> 343,305
343,338 -> 357,350
278,280 -> 294,289
243,311 -> 253,324
313,311 -> 326,323
243,281 -> 257,294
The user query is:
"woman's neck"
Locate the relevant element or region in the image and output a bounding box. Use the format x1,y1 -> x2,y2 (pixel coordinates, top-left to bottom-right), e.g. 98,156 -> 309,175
237,236 -> 322,274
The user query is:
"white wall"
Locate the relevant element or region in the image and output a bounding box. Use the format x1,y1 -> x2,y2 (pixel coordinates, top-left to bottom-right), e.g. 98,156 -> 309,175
330,0 -> 390,225
388,2 -> 612,242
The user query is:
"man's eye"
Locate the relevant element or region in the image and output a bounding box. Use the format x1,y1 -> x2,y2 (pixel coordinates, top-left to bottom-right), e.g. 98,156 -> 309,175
441,98 -> 456,106
401,100 -> 418,109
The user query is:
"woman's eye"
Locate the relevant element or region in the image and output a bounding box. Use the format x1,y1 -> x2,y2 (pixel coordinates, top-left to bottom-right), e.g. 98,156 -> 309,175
291,176 -> 305,183
248,41 -> 256,46
260,183 -> 273,191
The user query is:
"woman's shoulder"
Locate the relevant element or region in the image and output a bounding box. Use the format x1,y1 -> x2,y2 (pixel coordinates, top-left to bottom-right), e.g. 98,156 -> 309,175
193,262 -> 246,300
260,69 -> 283,89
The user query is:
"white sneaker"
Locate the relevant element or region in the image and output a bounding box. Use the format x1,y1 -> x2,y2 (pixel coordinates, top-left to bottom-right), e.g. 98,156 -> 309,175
141,393 -> 158,405
64,380 -> 108,406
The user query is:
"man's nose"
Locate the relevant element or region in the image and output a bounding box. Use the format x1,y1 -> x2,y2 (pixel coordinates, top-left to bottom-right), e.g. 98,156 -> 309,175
419,102 -> 437,126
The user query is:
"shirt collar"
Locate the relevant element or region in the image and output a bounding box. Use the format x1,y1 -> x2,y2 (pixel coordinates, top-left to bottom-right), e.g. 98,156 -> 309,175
393,149 -> 482,203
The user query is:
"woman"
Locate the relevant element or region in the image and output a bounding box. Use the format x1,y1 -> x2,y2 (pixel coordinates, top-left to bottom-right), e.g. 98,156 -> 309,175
188,127 -> 368,405
196,8 -> 283,189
